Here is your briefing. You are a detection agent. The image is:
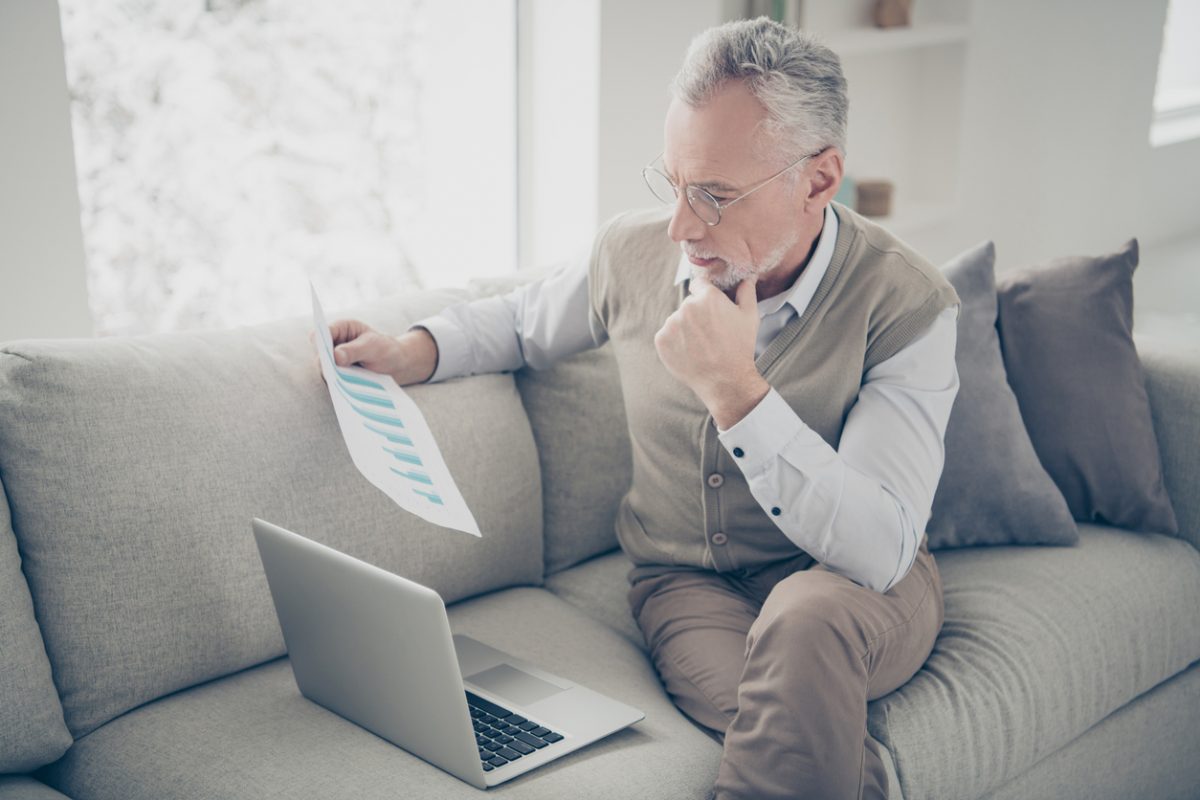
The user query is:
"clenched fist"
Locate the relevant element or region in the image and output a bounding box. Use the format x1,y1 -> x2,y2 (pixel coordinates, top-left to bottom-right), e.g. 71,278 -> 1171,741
653,272 -> 770,430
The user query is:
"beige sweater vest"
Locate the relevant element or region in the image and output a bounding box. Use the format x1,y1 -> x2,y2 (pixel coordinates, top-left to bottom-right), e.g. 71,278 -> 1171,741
588,202 -> 959,574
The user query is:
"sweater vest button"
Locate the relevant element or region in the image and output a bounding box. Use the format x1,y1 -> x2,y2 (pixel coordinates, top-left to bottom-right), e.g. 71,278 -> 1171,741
732,447 -> 745,458
707,473 -> 724,488
711,532 -> 728,546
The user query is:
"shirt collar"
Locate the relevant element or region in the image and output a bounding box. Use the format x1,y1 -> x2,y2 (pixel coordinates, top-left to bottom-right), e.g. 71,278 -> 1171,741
674,204 -> 839,319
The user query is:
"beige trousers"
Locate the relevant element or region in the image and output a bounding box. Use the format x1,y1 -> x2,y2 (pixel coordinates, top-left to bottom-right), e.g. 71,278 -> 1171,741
628,539 -> 943,800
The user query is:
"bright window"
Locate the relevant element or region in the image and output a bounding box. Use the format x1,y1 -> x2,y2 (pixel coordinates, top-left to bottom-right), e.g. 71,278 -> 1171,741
59,0 -> 516,336
1151,0 -> 1200,147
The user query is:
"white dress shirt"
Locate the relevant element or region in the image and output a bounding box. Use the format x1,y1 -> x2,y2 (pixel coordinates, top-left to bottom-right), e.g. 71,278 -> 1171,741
415,206 -> 960,593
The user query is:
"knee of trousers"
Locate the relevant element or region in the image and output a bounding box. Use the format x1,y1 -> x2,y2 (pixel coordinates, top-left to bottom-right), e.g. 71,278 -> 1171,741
746,582 -> 867,668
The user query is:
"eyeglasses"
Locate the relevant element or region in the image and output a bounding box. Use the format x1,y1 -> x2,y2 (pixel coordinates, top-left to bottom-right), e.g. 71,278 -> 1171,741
642,149 -> 822,226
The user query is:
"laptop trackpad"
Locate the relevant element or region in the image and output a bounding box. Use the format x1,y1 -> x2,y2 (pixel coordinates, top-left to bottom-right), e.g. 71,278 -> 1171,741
466,663 -> 566,707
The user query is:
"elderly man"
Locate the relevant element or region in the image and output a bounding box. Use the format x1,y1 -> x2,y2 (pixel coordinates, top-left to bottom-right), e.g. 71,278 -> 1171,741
327,17 -> 960,800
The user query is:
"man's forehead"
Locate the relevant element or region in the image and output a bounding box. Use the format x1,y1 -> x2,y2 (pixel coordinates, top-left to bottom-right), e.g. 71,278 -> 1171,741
663,85 -> 770,188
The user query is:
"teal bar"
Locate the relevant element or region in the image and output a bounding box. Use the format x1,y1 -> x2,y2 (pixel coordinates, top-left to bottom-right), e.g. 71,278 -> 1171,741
336,369 -> 384,390
389,466 -> 433,485
414,489 -> 444,505
363,423 -> 413,446
385,447 -> 423,466
351,404 -> 405,427
337,379 -> 395,409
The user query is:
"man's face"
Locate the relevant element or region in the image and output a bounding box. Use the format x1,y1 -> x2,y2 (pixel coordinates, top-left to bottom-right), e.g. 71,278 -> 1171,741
662,80 -> 820,292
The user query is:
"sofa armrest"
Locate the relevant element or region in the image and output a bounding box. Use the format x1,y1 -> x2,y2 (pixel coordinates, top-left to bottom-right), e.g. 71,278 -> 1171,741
1137,333 -> 1200,552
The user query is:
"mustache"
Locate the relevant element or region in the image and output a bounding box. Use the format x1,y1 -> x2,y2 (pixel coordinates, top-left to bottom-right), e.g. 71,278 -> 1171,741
681,245 -> 723,261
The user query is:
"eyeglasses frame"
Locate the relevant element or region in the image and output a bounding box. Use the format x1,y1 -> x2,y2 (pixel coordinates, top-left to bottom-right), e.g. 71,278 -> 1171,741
642,148 -> 824,226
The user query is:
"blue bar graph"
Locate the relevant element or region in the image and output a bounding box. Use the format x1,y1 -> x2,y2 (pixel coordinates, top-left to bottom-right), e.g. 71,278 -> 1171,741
336,369 -> 385,390
389,466 -> 433,485
363,423 -> 414,446
336,379 -> 395,409
385,447 -> 423,466
349,402 -> 405,428
413,489 -> 445,505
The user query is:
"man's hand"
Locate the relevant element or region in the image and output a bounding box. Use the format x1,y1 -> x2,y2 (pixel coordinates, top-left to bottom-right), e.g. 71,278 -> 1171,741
653,272 -> 770,429
312,321 -> 439,386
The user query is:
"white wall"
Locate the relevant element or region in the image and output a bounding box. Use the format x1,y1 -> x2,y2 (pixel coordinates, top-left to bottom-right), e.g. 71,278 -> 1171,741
0,0 -> 92,341
592,0 -> 1200,318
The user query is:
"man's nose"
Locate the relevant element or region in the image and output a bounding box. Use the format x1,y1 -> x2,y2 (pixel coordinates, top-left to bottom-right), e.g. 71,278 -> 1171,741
667,191 -> 706,244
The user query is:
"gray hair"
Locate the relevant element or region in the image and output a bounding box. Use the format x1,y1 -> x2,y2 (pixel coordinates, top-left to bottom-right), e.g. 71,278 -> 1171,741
671,17 -> 848,164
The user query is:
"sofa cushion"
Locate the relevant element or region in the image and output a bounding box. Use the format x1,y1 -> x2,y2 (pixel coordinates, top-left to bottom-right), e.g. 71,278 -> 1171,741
997,240 -> 1179,535
0,777 -> 73,800
543,547 -> 642,647
867,524 -> 1200,800
1138,334 -> 1200,553
0,291 -> 543,739
515,346 -> 630,575
927,241 -> 1077,549
39,587 -> 720,800
0,475 -> 72,772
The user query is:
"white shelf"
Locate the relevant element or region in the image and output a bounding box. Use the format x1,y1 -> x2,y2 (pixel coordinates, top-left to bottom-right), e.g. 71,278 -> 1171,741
821,23 -> 969,56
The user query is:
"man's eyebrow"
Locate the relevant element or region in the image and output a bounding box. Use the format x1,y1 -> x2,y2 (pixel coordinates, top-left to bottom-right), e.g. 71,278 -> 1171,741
665,169 -> 738,194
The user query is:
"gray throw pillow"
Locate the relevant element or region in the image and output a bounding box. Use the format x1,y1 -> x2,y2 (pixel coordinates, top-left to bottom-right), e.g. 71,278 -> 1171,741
926,241 -> 1078,549
996,240 -> 1179,534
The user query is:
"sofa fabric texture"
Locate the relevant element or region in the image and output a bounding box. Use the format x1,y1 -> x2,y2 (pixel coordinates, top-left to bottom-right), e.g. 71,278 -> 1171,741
867,524 -> 1200,800
0,292 -> 543,738
997,239 -> 1179,535
0,477 -> 73,772
38,588 -> 721,800
0,777 -> 72,800
514,345 -> 631,576
926,241 -> 1077,550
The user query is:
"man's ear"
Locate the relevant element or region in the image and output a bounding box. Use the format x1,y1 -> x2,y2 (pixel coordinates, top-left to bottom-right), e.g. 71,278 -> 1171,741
805,148 -> 844,210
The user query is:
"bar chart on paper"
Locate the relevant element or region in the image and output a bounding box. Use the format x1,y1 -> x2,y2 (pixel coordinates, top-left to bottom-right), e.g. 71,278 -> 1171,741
310,286 -> 481,536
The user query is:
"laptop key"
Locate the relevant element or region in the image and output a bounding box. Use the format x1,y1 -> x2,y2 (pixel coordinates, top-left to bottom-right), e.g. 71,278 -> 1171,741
466,691 -> 514,719
515,731 -> 548,749
543,732 -> 564,743
496,747 -> 523,761
509,740 -> 535,755
503,714 -> 527,725
483,740 -> 503,752
495,735 -> 514,745
482,763 -> 494,772
488,756 -> 508,767
530,726 -> 551,738
519,720 -> 539,731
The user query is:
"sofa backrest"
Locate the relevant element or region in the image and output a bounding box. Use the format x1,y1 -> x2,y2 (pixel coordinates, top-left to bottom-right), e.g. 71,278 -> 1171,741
515,344 -> 631,575
1138,334 -> 1200,553
464,270 -> 632,576
0,474 -> 73,772
0,290 -> 544,739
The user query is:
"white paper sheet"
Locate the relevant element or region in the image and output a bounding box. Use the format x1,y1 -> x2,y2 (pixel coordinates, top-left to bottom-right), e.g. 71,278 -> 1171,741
311,286 -> 481,536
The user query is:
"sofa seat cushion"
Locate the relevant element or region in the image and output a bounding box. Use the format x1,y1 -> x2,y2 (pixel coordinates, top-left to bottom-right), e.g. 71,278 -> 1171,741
0,777 -> 73,800
40,587 -> 720,800
543,548 -> 643,648
868,524 -> 1200,800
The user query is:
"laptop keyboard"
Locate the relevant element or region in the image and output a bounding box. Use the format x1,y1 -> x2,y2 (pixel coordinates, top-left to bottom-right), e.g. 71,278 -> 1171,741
467,691 -> 564,772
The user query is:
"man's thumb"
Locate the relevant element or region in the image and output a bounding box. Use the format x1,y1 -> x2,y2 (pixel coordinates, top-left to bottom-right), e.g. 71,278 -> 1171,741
736,275 -> 759,310
333,340 -> 359,367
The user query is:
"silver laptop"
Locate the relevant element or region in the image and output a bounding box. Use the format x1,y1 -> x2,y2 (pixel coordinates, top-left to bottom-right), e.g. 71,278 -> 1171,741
251,518 -> 644,788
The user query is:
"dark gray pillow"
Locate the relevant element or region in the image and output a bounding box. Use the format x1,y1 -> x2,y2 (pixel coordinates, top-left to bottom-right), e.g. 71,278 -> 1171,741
996,240 -> 1179,534
926,241 -> 1078,549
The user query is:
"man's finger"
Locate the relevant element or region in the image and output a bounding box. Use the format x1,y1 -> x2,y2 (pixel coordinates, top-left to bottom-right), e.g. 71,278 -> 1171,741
333,339 -> 361,367
735,274 -> 759,311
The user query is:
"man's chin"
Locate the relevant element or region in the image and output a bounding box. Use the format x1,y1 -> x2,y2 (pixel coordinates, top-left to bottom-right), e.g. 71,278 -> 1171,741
692,263 -> 751,291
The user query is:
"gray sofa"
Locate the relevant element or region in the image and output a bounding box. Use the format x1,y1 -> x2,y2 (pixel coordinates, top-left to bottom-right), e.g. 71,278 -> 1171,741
1,283 -> 1198,800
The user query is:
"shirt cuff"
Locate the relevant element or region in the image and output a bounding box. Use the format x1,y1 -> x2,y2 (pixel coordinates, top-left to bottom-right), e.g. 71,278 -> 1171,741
409,316 -> 470,383
716,387 -> 807,476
